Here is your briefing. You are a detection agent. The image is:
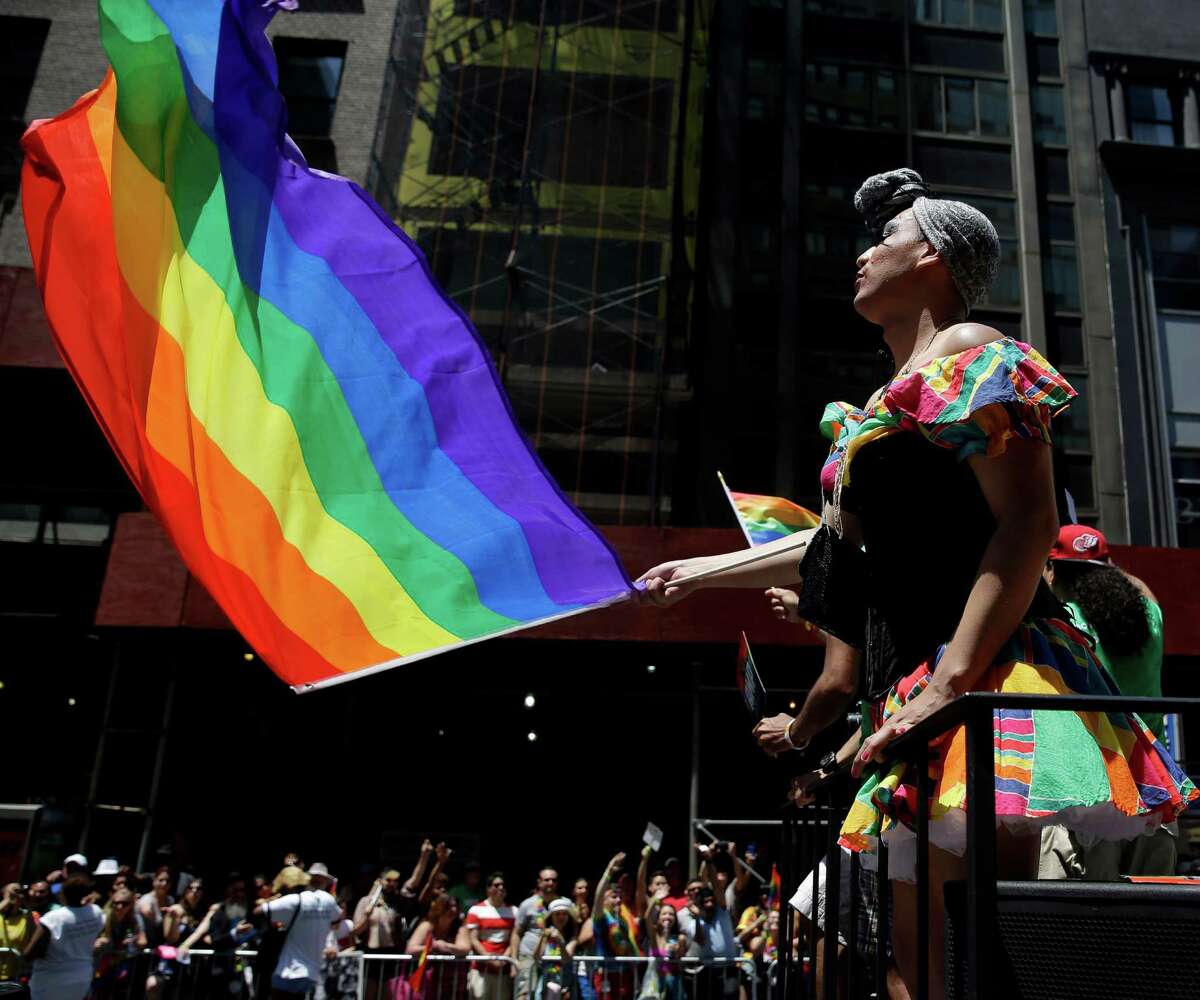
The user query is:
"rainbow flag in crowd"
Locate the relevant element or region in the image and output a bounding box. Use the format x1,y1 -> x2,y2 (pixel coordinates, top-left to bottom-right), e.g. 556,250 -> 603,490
767,864 -> 782,912
717,472 -> 821,546
20,0 -> 632,691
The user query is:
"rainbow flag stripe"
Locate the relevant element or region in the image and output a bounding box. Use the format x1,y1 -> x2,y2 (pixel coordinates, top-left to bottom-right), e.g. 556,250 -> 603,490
718,473 -> 821,546
20,0 -> 631,690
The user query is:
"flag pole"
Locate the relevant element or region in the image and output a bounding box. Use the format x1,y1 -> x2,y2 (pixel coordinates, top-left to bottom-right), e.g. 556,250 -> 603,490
717,470 -> 756,548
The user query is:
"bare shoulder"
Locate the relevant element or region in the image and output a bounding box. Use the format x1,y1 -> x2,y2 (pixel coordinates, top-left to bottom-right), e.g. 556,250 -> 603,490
941,322 -> 1006,354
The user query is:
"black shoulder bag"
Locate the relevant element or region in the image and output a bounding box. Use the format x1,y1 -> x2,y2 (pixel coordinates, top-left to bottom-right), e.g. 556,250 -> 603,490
254,892 -> 303,993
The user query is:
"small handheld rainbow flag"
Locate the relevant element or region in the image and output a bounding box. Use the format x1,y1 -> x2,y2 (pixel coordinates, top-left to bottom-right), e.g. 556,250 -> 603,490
717,473 -> 821,547
767,864 -> 782,912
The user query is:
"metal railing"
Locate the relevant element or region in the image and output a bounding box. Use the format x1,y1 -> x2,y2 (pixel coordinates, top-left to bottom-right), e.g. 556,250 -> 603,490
358,952 -> 515,1000
772,692 -> 1200,1000
563,954 -> 758,1000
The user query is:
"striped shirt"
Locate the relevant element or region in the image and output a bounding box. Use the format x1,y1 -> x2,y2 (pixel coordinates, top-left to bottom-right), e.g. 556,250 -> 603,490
465,902 -> 516,955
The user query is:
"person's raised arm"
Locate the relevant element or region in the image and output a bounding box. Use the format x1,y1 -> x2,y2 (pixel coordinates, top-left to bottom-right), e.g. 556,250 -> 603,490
418,844 -> 452,907
593,852 -> 624,917
855,438 -> 1059,775
404,840 -> 436,895
755,634 -> 860,756
731,843 -> 753,900
635,846 -> 651,918
696,843 -> 725,910
636,529 -> 818,608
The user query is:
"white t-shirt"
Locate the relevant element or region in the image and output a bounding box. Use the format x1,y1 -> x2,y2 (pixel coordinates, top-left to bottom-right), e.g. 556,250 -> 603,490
327,918 -> 354,951
30,903 -> 105,995
263,889 -> 341,982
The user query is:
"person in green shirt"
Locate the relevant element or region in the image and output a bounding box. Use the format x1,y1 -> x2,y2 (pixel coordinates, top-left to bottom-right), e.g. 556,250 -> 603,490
1040,524 -> 1176,879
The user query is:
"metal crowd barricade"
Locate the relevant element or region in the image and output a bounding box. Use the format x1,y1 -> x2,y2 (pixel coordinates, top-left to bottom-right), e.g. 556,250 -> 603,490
563,955 -> 758,1000
87,947 -> 259,1000
774,692 -> 1200,1000
359,953 -> 516,1000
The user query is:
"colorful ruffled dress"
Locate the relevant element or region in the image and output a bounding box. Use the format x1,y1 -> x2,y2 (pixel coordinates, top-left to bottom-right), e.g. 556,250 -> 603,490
796,337 -> 1197,880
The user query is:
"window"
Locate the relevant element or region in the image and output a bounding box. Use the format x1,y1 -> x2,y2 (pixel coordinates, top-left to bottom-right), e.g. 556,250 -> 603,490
1047,316 -> 1085,367
911,29 -> 1005,73
1149,222 -> 1200,544
913,139 -> 1012,190
1028,38 -> 1060,79
1023,0 -> 1057,36
1056,372 -> 1091,451
1150,222 -> 1200,310
1035,147 -> 1070,195
0,16 -> 51,211
911,73 -> 1010,137
913,0 -> 1002,31
1032,84 -> 1067,144
1128,84 -> 1177,146
1043,244 -> 1080,311
805,63 -> 903,130
273,37 -> 347,172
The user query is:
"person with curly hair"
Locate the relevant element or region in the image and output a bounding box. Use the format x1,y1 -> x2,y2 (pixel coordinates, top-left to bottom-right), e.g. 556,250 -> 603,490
1040,524 -> 1177,879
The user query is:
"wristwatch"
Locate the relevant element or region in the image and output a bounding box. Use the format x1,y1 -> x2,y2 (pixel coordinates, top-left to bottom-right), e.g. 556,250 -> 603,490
817,751 -> 838,774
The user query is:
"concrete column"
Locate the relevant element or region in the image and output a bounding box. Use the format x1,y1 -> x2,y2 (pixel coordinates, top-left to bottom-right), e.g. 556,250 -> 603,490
1003,0 -> 1047,352
1108,63 -> 1129,141
1181,71 -> 1200,149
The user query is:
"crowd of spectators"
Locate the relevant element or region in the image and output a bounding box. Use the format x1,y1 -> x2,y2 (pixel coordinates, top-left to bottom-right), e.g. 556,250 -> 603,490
0,838 -> 793,1000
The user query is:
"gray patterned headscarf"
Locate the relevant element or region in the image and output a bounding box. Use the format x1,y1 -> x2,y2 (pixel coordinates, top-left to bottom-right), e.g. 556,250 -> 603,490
853,167 -> 1000,312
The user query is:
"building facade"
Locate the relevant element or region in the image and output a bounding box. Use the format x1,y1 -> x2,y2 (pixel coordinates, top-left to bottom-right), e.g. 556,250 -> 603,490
1,0 -> 1199,875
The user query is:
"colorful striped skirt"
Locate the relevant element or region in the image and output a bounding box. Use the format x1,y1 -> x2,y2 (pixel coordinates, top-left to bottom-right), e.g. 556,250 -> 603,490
838,618 -> 1198,882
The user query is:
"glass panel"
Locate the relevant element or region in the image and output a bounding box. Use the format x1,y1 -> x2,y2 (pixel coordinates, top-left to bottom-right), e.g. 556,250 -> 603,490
1043,244 -> 1080,311
943,0 -> 969,26
1030,38 -> 1060,79
1036,147 -> 1071,194
1158,313 -> 1200,417
1042,202 -> 1076,242
985,238 -> 1021,307
274,37 -> 348,137
1056,372 -> 1091,450
973,0 -> 1004,30
1062,454 -> 1095,509
1172,452 -> 1200,547
1128,85 -> 1176,146
915,0 -> 939,20
977,80 -> 1010,137
914,73 -> 944,131
1032,84 -> 1067,144
1047,316 -> 1085,367
911,30 -> 1005,73
1023,0 -> 1058,36
945,77 -> 975,134
914,139 -> 1012,190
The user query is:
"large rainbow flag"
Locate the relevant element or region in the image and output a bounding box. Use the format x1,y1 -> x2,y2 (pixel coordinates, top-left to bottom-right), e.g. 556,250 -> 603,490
717,472 -> 821,546
20,0 -> 633,691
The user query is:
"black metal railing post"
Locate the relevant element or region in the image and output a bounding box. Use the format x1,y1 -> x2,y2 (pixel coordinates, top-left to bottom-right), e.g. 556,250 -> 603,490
823,793 -> 841,1000
965,699 -> 997,1000
916,737 -> 931,1000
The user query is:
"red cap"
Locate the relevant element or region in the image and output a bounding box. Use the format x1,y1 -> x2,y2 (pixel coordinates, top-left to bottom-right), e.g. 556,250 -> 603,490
1049,524 -> 1110,564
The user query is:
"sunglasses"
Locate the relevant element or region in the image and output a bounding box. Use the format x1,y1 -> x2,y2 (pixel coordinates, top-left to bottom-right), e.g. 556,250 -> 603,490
112,901 -> 131,908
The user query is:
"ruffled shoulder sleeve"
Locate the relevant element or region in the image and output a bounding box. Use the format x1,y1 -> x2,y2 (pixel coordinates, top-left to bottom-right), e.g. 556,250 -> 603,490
881,337 -> 1076,460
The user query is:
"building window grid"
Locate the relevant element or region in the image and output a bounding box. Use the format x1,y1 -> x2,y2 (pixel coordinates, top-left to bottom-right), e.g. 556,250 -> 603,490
804,61 -> 903,130
912,0 -> 1003,32
911,71 -> 1011,139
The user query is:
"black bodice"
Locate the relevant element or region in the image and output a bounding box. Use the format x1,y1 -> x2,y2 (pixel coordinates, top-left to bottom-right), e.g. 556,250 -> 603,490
798,431 -> 1064,700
